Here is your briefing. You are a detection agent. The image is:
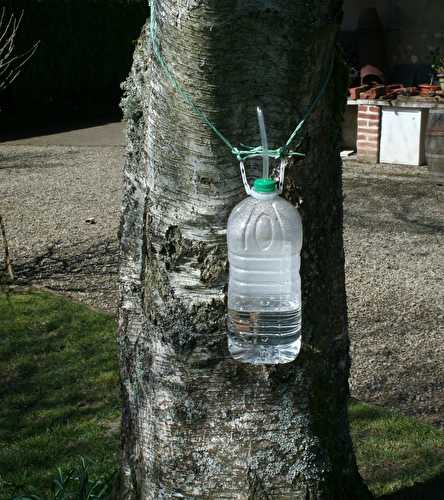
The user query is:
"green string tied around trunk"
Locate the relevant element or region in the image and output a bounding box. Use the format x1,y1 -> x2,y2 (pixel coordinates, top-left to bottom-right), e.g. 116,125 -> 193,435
148,0 -> 334,163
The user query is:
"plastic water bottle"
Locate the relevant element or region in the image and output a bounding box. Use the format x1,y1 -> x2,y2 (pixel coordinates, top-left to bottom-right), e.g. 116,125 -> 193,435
227,178 -> 303,364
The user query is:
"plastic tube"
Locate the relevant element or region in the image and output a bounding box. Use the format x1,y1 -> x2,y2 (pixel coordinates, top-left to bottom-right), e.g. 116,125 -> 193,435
256,106 -> 269,179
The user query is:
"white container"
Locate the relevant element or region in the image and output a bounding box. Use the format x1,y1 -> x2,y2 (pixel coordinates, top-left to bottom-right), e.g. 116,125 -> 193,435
380,107 -> 427,166
227,178 -> 303,364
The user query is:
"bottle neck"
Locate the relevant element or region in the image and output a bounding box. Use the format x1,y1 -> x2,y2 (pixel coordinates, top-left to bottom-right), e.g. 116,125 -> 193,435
250,189 -> 279,201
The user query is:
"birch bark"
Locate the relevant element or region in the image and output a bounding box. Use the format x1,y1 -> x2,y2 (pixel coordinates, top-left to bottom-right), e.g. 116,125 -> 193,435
118,1 -> 372,498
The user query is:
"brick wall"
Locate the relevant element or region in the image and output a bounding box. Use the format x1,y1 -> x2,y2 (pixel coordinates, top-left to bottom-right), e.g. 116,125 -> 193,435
357,105 -> 382,163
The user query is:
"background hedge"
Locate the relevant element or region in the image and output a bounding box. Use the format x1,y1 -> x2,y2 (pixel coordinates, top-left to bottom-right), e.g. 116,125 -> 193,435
0,0 -> 146,130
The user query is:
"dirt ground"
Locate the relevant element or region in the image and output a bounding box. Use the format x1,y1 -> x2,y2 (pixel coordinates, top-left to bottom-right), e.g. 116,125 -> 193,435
0,124 -> 442,427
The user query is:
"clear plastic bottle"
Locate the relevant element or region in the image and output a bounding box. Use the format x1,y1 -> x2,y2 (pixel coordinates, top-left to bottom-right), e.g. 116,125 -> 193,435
227,178 -> 303,364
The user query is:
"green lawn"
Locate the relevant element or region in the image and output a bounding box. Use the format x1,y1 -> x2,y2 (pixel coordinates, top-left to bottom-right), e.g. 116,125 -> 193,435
0,291 -> 443,498
0,292 -> 120,499
351,402 -> 444,496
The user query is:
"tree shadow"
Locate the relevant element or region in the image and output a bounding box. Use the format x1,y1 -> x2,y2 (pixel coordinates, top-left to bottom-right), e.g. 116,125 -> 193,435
395,195 -> 444,234
0,149 -> 78,171
343,176 -> 443,236
12,238 -> 119,293
350,401 -> 444,499
0,117 -> 121,143
378,471 -> 444,499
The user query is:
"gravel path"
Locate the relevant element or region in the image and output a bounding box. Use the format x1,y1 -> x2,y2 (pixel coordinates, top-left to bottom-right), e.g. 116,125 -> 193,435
0,144 -> 122,313
0,136 -> 442,427
343,162 -> 443,428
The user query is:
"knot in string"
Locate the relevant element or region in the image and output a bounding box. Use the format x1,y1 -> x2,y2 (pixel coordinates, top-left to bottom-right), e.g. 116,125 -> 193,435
231,145 -> 306,162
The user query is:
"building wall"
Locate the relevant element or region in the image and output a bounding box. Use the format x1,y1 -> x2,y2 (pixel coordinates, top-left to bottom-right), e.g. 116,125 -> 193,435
385,0 -> 444,67
342,0 -> 444,70
342,0 -> 390,31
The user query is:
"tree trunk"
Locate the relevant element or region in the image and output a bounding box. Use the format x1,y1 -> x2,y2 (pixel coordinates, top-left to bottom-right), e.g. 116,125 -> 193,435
118,1 -> 372,498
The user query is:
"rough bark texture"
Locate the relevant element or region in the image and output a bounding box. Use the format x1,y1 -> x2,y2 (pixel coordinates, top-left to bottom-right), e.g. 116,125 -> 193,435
118,1 -> 372,498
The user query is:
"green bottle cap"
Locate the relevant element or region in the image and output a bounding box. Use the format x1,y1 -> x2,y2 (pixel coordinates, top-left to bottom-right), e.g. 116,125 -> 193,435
253,178 -> 277,193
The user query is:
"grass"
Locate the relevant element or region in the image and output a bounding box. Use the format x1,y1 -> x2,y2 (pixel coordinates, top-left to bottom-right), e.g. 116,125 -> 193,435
0,291 -> 120,499
350,401 -> 444,497
1,290 -> 443,498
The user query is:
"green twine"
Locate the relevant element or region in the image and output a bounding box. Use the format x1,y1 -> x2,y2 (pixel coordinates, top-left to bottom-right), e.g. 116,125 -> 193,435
148,0 -> 334,163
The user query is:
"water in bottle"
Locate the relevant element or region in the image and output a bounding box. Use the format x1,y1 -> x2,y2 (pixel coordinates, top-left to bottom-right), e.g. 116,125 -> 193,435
227,177 -> 303,364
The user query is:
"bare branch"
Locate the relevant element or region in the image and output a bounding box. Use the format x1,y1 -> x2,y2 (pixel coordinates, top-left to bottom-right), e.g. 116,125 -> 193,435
0,8 -> 39,91
0,41 -> 39,91
0,214 -> 14,282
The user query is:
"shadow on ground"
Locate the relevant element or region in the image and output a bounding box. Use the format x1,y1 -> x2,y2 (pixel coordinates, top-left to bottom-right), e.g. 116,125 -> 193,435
12,238 -> 118,292
379,471 -> 444,499
0,117 -> 120,143
3,238 -> 120,314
